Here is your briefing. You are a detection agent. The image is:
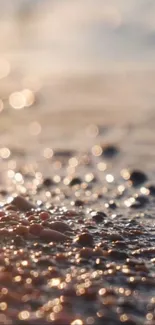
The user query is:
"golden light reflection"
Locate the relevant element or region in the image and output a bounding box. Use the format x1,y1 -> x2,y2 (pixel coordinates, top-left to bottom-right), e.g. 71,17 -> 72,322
0,147 -> 11,159
97,162 -> 106,171
121,169 -> 130,180
53,175 -> 61,183
15,173 -> 23,183
69,157 -> 78,167
22,89 -> 35,107
140,187 -> 149,195
124,197 -> 135,207
106,174 -> 114,183
86,317 -> 95,324
146,313 -> 153,321
48,278 -> 61,287
18,311 -> 30,320
118,185 -> 125,193
43,147 -> 54,159
63,177 -> 70,185
1,288 -> 8,295
120,314 -> 128,322
92,145 -> 102,156
0,302 -> 7,311
9,92 -> 26,109
71,319 -> 83,325
14,275 -> 22,283
85,173 -> 94,182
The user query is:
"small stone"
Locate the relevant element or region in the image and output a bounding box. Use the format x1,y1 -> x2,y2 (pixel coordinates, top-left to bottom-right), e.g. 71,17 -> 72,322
91,211 -> 106,223
40,228 -> 68,242
131,195 -> 149,208
12,196 -> 35,211
40,211 -> 50,221
75,232 -> 94,247
79,247 -> 94,259
29,223 -> 43,236
148,185 -> 155,196
50,221 -> 71,233
107,200 -> 117,209
108,249 -> 128,260
109,233 -> 124,241
43,178 -> 54,187
74,200 -> 84,207
15,225 -> 29,237
70,177 -> 82,186
129,170 -> 147,186
93,247 -> 108,256
102,144 -> 119,158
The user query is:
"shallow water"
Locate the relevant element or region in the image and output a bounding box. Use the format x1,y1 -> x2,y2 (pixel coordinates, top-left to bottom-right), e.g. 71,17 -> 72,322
0,1 -> 155,163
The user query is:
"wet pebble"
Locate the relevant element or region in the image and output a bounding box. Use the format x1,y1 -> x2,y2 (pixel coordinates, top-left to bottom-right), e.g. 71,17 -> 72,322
102,144 -> 119,158
129,170 -> 147,186
40,228 -> 68,242
69,177 -> 82,186
50,221 -> 72,233
91,211 -> 106,223
43,177 -> 55,187
74,232 -> 94,247
12,195 -> 35,211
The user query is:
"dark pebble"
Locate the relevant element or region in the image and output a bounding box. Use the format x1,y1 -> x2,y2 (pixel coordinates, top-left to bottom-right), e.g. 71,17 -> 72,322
91,211 -> 107,223
74,200 -> 84,206
75,232 -> 94,247
102,144 -> 119,158
54,149 -> 75,157
12,235 -> 25,245
129,170 -> 147,186
69,177 -> 82,186
12,196 -> 35,211
148,184 -> 155,195
108,249 -> 128,260
106,201 -> 117,209
131,195 -> 149,208
43,178 -> 55,187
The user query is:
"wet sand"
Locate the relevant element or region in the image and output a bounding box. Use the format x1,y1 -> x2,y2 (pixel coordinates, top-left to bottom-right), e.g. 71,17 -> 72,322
1,73 -> 155,324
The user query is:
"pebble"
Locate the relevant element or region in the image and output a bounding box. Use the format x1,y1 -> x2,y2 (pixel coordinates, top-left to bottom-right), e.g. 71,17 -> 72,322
108,249 -> 128,260
15,225 -> 29,236
39,211 -> 50,220
91,211 -> 106,222
74,200 -> 84,206
129,170 -> 147,186
74,232 -> 94,247
69,177 -> 82,186
29,223 -> 43,236
40,228 -> 68,242
148,184 -> 155,195
79,247 -> 94,259
12,195 -> 35,211
43,178 -> 55,187
102,144 -> 119,158
131,195 -> 149,208
50,221 -> 71,233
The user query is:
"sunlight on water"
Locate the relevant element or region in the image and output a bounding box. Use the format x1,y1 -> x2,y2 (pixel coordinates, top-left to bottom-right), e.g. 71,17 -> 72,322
0,0 -> 155,157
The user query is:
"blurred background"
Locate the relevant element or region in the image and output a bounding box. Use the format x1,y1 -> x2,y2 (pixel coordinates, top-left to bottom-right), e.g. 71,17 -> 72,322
0,0 -> 155,163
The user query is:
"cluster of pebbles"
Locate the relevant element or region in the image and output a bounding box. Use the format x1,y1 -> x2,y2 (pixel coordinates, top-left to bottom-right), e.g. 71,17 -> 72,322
1,144 -> 155,325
